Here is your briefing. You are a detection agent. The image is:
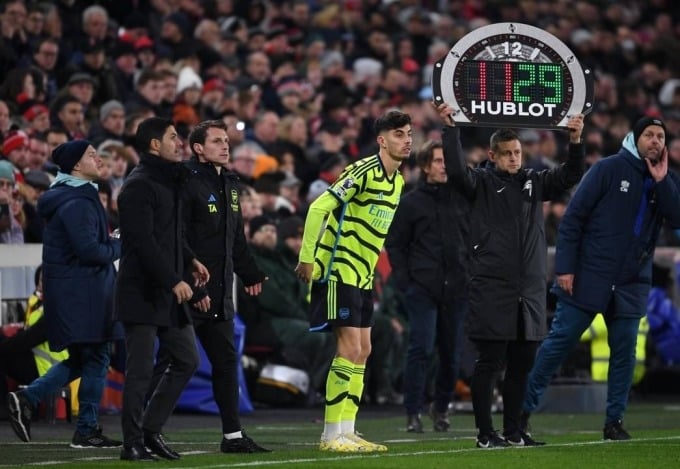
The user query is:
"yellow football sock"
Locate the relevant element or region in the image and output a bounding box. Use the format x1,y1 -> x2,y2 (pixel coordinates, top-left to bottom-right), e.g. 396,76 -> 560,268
323,356 -> 355,437
340,364 -> 365,434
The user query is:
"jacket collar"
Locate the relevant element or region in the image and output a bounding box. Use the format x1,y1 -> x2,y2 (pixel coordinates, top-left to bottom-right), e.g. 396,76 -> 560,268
139,152 -> 187,182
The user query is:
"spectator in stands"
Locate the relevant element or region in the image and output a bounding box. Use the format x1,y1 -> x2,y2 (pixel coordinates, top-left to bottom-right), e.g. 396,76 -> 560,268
523,117 -> 680,442
124,69 -> 168,118
1,129 -> 29,177
246,110 -> 280,155
50,94 -> 86,140
173,66 -> 203,128
0,100 -> 11,138
229,142 -> 259,187
110,40 -> 138,103
7,140 -> 121,448
88,100 -> 125,147
62,73 -> 97,125
45,127 -> 69,153
158,12 -> 200,62
248,214 -> 335,397
239,185 -> 263,238
26,38 -> 59,100
19,169 -> 50,243
0,160 -> 24,244
305,154 -> 346,205
0,1 -> 29,59
0,67 -> 36,115
22,101 -> 50,136
62,38 -> 118,109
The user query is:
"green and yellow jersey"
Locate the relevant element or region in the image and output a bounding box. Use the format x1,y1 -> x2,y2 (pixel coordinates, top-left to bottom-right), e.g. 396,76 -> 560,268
299,154 -> 404,289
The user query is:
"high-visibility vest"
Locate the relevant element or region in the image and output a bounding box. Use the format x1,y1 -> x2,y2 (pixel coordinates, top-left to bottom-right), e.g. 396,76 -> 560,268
580,314 -> 648,385
25,295 -> 69,376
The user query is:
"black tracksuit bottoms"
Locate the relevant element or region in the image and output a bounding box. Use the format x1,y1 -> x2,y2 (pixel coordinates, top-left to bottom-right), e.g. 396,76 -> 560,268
471,339 -> 539,436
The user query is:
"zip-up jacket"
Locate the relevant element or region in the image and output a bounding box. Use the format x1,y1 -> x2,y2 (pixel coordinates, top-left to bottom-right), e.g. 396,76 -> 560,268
444,126 -> 585,341
554,133 -> 680,317
385,171 -> 471,303
183,158 -> 265,321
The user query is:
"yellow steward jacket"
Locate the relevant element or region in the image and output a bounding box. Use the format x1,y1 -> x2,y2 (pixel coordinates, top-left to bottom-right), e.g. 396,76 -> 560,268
580,313 -> 648,385
25,295 -> 69,376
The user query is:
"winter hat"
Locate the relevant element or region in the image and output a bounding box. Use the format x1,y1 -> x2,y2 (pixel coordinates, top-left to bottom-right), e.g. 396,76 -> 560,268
249,215 -> 275,238
52,140 -> 91,174
176,66 -> 203,94
277,216 -> 304,239
0,160 -> 15,183
2,130 -> 28,155
164,12 -> 191,37
22,102 -> 49,122
633,116 -> 666,144
100,100 -> 124,122
23,170 -> 51,190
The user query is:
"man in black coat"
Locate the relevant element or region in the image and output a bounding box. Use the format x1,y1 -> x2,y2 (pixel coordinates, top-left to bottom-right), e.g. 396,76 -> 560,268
115,117 -> 210,462
437,102 -> 585,448
385,138 -> 470,433
181,120 -> 270,453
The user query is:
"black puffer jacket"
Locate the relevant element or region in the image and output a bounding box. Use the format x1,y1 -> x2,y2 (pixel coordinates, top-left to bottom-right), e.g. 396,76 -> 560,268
444,126 -> 585,341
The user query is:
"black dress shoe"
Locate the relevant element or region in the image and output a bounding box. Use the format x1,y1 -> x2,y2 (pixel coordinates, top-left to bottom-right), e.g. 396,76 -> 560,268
144,432 -> 181,460
120,443 -> 158,461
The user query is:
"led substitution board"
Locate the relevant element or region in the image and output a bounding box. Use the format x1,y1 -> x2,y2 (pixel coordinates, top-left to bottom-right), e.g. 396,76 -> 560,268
432,22 -> 594,129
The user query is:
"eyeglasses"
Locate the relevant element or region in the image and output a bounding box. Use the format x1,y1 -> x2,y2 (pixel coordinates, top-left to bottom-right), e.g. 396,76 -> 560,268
0,180 -> 15,189
257,226 -> 276,233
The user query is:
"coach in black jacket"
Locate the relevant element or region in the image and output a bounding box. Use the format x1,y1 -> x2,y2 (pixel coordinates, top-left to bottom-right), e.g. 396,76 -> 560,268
181,120 -> 270,453
115,117 -> 209,461
437,103 -> 585,448
385,138 -> 470,433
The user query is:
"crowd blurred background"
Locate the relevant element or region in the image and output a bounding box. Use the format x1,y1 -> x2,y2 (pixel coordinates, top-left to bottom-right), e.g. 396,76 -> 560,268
1,0 -> 680,405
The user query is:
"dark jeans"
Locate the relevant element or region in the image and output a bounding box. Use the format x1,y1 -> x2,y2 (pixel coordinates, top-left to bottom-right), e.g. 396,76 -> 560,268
471,339 -> 539,436
524,300 -> 640,425
402,283 -> 468,415
22,342 -> 110,435
121,324 -> 198,448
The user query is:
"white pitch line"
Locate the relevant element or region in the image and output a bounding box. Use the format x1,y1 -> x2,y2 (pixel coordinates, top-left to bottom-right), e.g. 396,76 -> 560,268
1,435 -> 679,468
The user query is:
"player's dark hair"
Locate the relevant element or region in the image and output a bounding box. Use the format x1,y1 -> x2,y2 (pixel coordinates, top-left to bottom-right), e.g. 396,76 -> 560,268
374,110 -> 411,135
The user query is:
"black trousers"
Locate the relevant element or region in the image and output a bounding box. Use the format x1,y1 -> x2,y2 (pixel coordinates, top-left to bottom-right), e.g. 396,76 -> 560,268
471,339 -> 539,436
194,318 -> 240,434
121,323 -> 198,448
151,319 -> 241,434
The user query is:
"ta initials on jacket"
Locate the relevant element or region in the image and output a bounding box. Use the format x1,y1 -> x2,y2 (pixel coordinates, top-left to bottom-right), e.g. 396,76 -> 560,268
208,193 -> 218,213
620,180 -> 630,192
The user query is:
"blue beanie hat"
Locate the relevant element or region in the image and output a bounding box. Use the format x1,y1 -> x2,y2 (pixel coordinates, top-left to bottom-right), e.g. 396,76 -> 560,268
52,140 -> 91,174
